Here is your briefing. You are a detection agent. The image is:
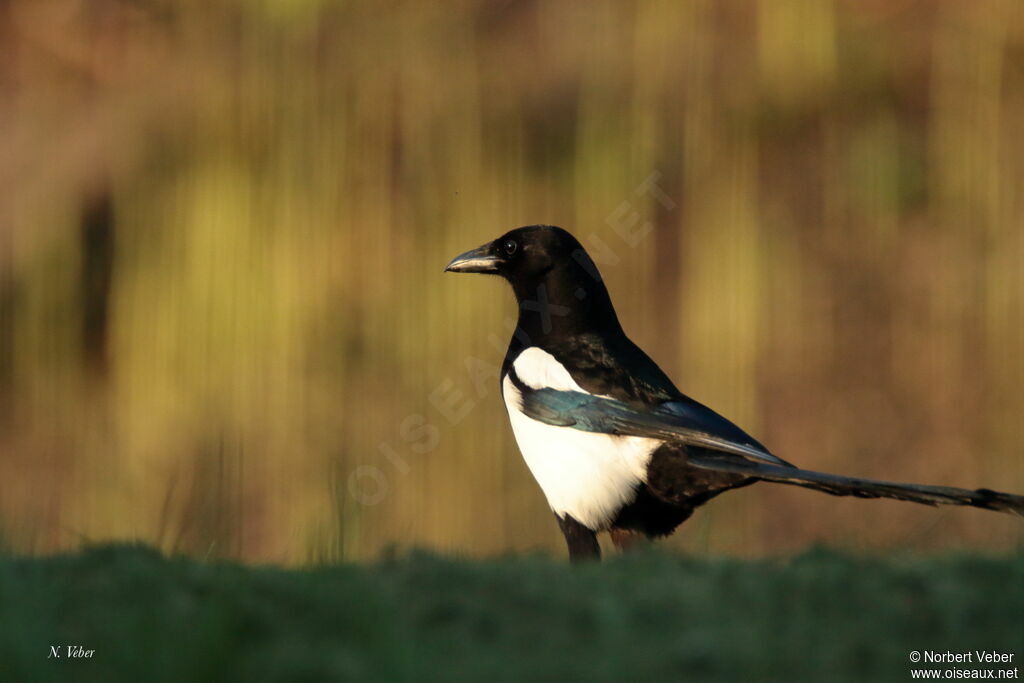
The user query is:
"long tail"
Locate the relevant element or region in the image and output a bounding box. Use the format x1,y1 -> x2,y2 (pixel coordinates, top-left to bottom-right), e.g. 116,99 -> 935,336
687,453 -> 1024,517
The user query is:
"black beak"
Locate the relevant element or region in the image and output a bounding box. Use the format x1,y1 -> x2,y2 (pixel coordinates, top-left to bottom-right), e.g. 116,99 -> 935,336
444,243 -> 501,274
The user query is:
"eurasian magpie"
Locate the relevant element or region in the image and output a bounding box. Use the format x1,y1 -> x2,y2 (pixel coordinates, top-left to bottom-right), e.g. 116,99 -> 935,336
445,225 -> 1024,561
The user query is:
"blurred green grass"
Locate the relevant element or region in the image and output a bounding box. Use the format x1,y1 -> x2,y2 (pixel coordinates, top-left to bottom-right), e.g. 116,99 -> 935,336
1,545 -> 1022,682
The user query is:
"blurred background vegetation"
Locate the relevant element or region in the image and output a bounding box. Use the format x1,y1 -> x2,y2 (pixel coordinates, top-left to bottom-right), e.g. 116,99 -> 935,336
0,0 -> 1021,564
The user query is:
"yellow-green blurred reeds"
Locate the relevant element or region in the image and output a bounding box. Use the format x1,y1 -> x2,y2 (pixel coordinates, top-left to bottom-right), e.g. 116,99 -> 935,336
0,0 -> 1021,563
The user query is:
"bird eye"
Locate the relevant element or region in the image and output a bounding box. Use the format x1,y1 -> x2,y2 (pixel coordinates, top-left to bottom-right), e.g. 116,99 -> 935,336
503,239 -> 518,256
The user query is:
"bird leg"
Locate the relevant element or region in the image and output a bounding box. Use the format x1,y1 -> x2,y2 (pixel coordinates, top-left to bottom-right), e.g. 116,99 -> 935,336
608,528 -> 648,553
556,513 -> 600,562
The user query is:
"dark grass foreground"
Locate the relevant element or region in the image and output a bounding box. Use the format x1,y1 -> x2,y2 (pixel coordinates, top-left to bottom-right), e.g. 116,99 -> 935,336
1,545 -> 1021,682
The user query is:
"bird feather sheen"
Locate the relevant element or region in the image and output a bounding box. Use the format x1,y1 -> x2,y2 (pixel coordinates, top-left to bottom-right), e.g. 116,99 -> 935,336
503,348 -> 660,530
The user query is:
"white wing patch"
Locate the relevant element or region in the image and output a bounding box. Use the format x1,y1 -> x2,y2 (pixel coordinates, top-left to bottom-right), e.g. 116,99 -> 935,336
511,347 -> 589,392
503,347 -> 661,530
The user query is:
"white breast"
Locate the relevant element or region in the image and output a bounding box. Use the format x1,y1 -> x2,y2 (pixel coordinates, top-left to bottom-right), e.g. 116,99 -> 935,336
502,347 -> 661,530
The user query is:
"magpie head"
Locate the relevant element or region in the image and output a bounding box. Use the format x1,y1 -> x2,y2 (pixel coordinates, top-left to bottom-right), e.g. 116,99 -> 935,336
446,225 -> 618,335
444,225 -> 586,284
